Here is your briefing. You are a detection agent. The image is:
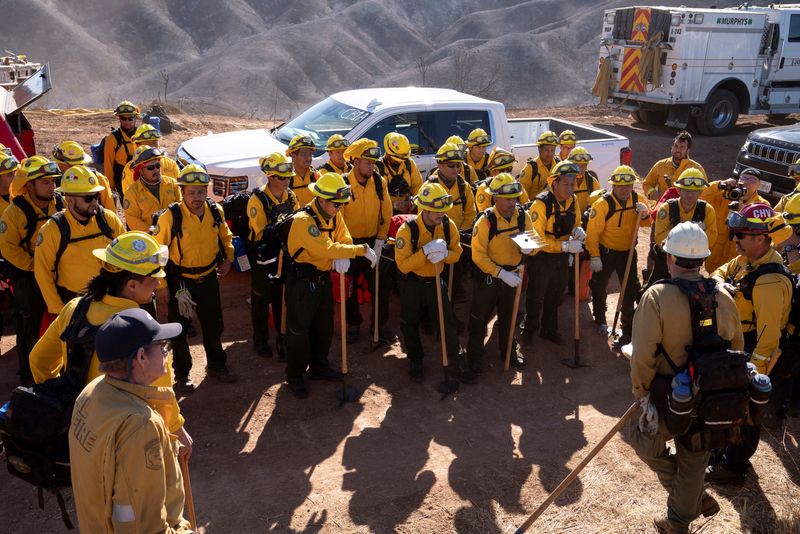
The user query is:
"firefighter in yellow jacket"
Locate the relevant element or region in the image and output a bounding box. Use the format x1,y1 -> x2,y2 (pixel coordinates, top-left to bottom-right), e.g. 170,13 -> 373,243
519,130 -> 559,198
153,164 -> 236,389
445,135 -> 479,186
376,132 -> 423,214
248,152 -> 299,359
427,143 -> 477,231
0,156 -> 62,384
51,140 -> 116,212
0,151 -> 16,215
287,134 -> 319,207
467,173 -> 536,374
558,130 -> 577,162
586,165 -> 651,342
318,134 -> 352,175
474,148 -> 531,212
642,130 -> 706,200
523,160 -> 584,344
282,172 -> 377,398
707,203 -> 793,485
121,124 -> 180,194
69,308 -> 192,534
775,158 -> 800,212
569,146 -> 601,211
103,100 -> 139,195
465,128 -> 492,184
701,167 -> 770,273
341,138 -> 393,343
35,166 -> 125,315
123,147 -> 182,232
395,182 -> 470,383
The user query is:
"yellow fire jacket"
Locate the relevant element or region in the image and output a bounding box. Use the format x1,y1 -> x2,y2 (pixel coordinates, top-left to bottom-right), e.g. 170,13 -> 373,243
0,193 -> 8,216
290,167 -> 319,208
123,177 -> 182,232
518,157 -> 555,198
377,157 -> 423,204
466,153 -> 490,183
395,215 -> 462,277
586,193 -> 651,257
631,271 -> 743,398
102,128 -> 136,187
574,172 -> 602,212
286,199 -> 366,271
342,171 -> 392,240
653,199 -> 717,248
642,157 -> 705,200
35,208 -> 125,314
427,172 -> 477,231
0,193 -> 62,272
69,376 -> 192,534
247,187 -> 299,242
528,191 -> 580,254
319,160 -> 352,176
471,206 -> 534,276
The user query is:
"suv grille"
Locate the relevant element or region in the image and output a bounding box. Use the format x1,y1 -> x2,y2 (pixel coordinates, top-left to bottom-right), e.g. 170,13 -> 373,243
747,140 -> 800,165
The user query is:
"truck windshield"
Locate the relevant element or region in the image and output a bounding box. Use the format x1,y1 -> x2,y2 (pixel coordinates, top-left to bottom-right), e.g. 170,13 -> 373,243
275,97 -> 372,153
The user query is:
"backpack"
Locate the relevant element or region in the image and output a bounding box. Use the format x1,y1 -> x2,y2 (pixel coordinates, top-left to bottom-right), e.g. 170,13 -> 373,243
477,205 -> 527,242
406,214 -> 452,253
575,170 -> 598,196
0,295 -> 99,529
219,188 -> 256,241
666,198 -> 707,229
13,193 -> 64,251
535,190 -> 577,239
162,199 -> 226,277
654,278 -> 757,452
251,189 -> 297,277
50,208 -> 115,283
427,174 -> 467,210
376,158 -> 413,199
90,129 -> 131,181
275,204 -> 335,279
600,191 -> 640,224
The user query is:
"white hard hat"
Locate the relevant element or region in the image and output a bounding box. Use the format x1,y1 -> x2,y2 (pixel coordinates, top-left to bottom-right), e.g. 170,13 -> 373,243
662,221 -> 710,260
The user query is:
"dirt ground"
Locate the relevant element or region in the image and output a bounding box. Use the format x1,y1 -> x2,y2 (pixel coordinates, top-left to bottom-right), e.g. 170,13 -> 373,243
0,106 -> 798,533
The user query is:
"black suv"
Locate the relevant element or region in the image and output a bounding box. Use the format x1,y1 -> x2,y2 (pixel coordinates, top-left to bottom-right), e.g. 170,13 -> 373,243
734,124 -> 800,204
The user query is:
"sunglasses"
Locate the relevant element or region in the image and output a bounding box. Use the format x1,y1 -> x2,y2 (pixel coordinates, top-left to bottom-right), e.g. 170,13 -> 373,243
676,177 -> 707,188
358,146 -> 381,160
469,135 -> 491,145
327,139 -> 350,150
181,172 -> 210,185
491,182 -> 523,196
731,231 -> 758,240
145,163 -> 161,171
79,193 -> 100,203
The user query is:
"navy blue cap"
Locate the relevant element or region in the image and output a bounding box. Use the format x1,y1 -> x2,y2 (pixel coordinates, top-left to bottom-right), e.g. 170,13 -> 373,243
96,308 -> 182,362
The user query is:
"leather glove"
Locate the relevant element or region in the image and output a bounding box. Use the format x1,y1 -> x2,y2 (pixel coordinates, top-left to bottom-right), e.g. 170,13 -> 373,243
175,286 -> 197,319
638,394 -> 659,435
426,250 -> 447,264
363,246 -> 378,268
635,202 -> 650,218
750,353 -> 769,375
372,239 -> 385,259
571,226 -> 586,241
422,238 -> 447,255
497,269 -> 522,288
590,256 -> 603,273
561,239 -> 583,254
332,258 -> 350,274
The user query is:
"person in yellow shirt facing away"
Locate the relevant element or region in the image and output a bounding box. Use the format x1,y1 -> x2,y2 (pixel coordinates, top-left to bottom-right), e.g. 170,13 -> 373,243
286,134 -> 319,207
282,172 -> 376,398
120,124 -> 180,194
123,147 -> 182,232
467,173 -> 536,375
102,101 -> 139,197
318,134 -> 352,175
153,164 -> 236,389
248,152 -> 299,360
51,140 -> 115,212
376,132 -> 423,214
518,130 -> 559,198
642,130 -> 706,201
585,165 -> 651,343
35,166 -> 124,318
465,128 -> 492,184
558,129 -> 577,162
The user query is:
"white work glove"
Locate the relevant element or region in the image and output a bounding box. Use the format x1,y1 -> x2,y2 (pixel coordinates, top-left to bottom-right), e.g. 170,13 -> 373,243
363,246 -> 378,268
721,282 -> 737,297
426,250 -> 447,264
638,394 -> 659,435
635,202 -> 650,218
497,269 -> 522,288
571,226 -> 586,241
590,256 -> 603,273
175,286 -> 197,319
422,238 -> 447,255
372,239 -> 385,259
332,258 -> 350,273
561,239 -> 583,254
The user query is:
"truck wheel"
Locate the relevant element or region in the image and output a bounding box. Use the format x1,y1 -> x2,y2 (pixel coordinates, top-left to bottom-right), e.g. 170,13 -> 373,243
631,109 -> 668,125
698,89 -> 739,136
767,113 -> 792,125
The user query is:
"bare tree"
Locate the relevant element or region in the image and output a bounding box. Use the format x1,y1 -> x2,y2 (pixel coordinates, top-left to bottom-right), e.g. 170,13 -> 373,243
159,69 -> 170,103
452,45 -> 475,93
416,56 -> 430,87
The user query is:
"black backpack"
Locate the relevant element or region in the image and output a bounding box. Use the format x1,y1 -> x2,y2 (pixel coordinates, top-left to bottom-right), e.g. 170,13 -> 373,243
50,208 -> 115,283
0,295 -> 99,529
91,129 -> 132,184
275,204 -> 336,279
161,199 -> 225,277
476,205 -> 527,242
534,190 -> 577,239
666,198 -> 707,228
219,188 -> 255,241
654,278 -> 757,452
13,193 -> 64,251
427,174 -> 467,210
251,189 -> 297,277
376,158 -> 413,199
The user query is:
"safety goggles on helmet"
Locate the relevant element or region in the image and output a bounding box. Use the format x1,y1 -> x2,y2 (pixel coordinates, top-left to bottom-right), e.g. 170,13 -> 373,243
554,162 -> 581,176
0,146 -> 11,156
265,162 -> 294,175
559,132 -> 577,144
28,161 -> 61,179
114,103 -> 139,116
789,163 -> 800,178
469,134 -> 491,146
357,146 -> 381,160
537,134 -> 559,146
107,241 -> 169,269
569,152 -> 592,163
418,193 -> 453,210
316,184 -> 352,203
180,170 -> 210,185
133,128 -> 160,142
490,181 -> 522,196
437,149 -> 466,162
490,154 -> 515,169
327,138 -> 350,150
289,136 -> 315,151
611,172 -> 637,184
0,155 -> 19,173
725,210 -> 770,233
675,176 -> 707,189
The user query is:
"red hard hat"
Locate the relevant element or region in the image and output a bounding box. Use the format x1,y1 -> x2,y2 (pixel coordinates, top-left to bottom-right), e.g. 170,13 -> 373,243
726,203 -> 774,234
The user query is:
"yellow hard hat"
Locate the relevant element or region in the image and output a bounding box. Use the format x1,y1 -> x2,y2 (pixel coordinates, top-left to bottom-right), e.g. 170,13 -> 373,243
131,146 -> 164,169
326,134 -> 350,151
0,143 -> 11,156
674,167 -> 708,191
551,160 -> 580,177
259,152 -> 294,177
559,130 -> 577,146
609,165 -> 639,185
286,134 -> 316,155
414,181 -> 453,213
487,147 -> 515,172
344,138 -> 380,161
384,132 -> 410,159
466,128 -> 491,147
177,163 -> 210,186
19,156 -> 61,182
52,140 -> 92,166
488,173 -> 523,198
567,146 -> 592,163
537,130 -> 559,146
436,142 -> 466,163
114,100 -> 140,117
92,231 -> 168,278
56,165 -> 105,194
131,124 -> 161,143
445,135 -> 467,152
309,172 -> 352,203
769,214 -> 794,245
782,193 -> 800,226
0,152 -> 19,176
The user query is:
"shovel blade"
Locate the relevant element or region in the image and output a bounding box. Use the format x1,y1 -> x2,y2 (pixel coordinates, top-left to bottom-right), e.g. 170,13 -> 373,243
336,385 -> 362,404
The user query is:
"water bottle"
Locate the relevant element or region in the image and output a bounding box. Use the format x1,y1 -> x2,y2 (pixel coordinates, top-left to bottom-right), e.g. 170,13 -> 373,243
232,236 -> 251,272
748,373 -> 772,425
671,369 -> 692,390
666,384 -> 694,436
746,362 -> 758,379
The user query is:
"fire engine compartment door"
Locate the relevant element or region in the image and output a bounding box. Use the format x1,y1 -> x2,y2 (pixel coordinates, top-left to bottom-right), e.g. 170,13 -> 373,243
775,14 -> 800,83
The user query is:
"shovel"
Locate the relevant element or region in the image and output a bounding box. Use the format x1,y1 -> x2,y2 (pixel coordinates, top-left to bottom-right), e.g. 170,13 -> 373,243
562,253 -> 590,368
503,264 -> 525,371
179,455 -> 197,531
434,264 -> 459,399
370,255 -> 382,351
336,273 -> 361,405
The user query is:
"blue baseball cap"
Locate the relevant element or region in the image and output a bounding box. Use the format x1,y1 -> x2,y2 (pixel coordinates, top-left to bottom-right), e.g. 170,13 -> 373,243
96,308 -> 182,362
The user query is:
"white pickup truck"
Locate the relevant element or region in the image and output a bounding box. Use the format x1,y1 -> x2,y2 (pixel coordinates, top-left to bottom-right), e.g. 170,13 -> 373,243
176,87 -> 631,200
